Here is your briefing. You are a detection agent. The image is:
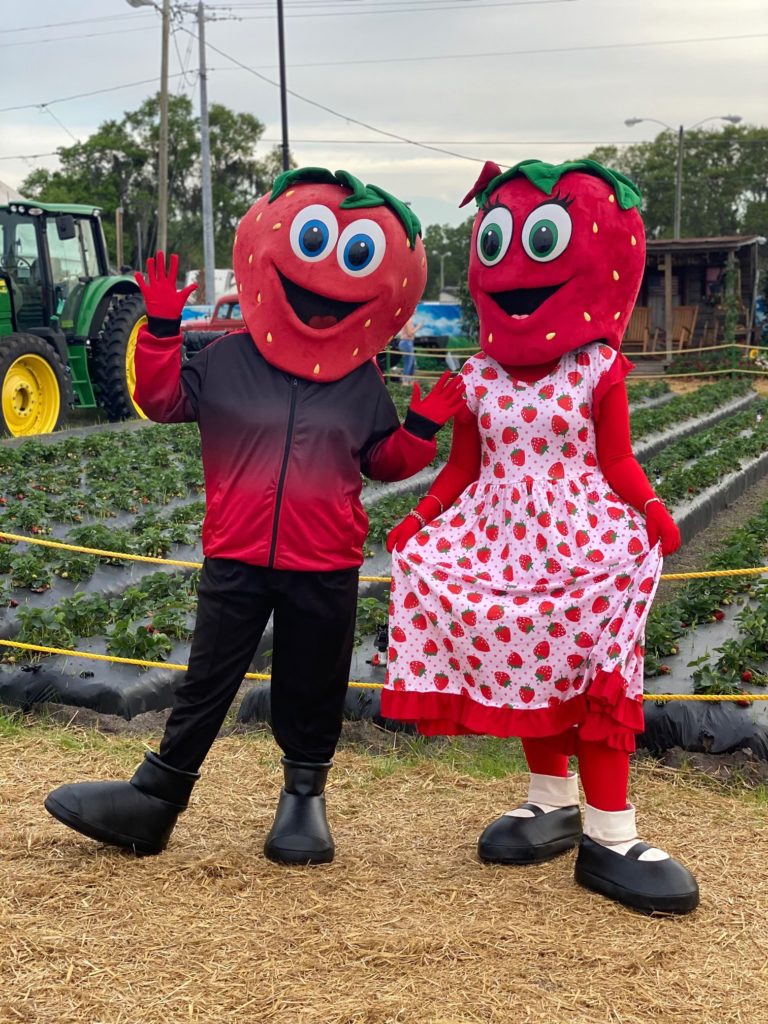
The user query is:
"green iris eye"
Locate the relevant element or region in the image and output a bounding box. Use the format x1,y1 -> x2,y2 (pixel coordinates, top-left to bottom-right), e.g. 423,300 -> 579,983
529,219 -> 558,257
481,224 -> 503,261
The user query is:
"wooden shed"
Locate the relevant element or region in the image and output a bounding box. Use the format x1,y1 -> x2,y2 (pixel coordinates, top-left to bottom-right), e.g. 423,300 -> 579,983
635,235 -> 764,360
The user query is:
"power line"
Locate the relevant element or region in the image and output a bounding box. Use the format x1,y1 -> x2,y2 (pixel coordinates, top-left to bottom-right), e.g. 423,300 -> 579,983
0,25 -> 156,49
236,0 -> 577,12
0,71 -> 202,114
6,13 -> 154,33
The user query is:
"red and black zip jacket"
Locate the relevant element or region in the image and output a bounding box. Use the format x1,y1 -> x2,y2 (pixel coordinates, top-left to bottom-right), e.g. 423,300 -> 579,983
134,325 -> 439,571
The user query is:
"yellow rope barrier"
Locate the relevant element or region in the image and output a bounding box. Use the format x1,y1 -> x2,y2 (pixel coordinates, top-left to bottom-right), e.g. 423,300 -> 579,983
0,531 -> 766,583
0,639 -> 764,699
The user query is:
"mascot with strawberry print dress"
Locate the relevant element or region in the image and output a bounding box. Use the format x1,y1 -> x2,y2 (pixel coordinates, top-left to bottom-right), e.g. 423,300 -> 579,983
44,168 -> 464,866
382,159 -> 699,914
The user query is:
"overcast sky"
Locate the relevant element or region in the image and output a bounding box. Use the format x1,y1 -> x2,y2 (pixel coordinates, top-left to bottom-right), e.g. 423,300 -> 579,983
2,0 -> 767,228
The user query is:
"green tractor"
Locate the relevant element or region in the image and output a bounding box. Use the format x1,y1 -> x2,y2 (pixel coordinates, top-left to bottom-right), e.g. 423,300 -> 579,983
0,199 -> 148,436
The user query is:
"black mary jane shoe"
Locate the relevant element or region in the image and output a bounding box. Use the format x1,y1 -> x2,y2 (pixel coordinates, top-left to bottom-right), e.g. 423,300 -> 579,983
264,759 -> 334,866
44,752 -> 199,856
477,803 -> 583,865
575,836 -> 700,914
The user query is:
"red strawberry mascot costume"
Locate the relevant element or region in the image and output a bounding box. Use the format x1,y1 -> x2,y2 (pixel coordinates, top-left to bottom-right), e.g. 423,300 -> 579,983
45,168 -> 464,865
382,160 -> 699,913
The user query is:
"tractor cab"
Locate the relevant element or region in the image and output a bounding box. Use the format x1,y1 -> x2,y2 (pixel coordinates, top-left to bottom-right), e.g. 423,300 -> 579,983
0,201 -> 146,436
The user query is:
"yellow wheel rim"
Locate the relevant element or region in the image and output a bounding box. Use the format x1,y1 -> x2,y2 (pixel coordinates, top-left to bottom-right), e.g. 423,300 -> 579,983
2,353 -> 61,437
126,315 -> 148,419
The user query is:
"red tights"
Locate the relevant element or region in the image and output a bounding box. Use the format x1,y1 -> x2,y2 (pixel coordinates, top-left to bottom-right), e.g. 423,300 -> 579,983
522,734 -> 630,812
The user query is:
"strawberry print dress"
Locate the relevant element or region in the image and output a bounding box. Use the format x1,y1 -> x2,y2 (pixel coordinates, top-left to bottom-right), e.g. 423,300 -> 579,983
382,342 -> 662,752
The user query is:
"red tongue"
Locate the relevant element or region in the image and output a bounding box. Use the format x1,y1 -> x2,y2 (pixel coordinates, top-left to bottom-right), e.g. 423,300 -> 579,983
308,314 -> 338,329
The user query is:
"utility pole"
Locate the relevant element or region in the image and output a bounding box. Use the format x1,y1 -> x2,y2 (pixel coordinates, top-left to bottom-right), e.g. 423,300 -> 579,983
158,0 -> 171,254
197,0 -> 216,303
276,0 -> 290,171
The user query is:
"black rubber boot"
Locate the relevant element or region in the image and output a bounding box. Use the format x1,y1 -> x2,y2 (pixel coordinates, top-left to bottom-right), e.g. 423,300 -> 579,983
263,759 -> 334,866
44,752 -> 199,856
478,804 -> 583,864
575,836 -> 700,914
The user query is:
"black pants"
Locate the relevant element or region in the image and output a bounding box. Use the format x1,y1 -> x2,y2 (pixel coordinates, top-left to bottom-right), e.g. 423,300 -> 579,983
159,558 -> 359,772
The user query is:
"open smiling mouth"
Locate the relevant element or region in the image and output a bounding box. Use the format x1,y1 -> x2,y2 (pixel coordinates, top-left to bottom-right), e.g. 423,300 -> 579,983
489,283 -> 564,320
277,269 -> 365,330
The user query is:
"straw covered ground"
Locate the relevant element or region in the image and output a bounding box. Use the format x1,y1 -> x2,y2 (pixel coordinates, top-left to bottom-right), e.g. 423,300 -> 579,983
1,723 -> 767,1024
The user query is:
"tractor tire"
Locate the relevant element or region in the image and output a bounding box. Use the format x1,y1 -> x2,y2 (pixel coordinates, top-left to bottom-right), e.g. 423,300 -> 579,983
92,293 -> 148,422
0,333 -> 71,437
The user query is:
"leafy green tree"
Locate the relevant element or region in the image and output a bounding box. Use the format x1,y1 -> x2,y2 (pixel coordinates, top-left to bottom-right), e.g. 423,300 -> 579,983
21,93 -> 287,272
421,218 -> 473,300
587,123 -> 768,239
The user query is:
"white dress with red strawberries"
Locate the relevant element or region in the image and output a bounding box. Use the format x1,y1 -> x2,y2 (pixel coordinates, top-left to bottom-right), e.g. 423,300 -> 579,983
382,342 -> 662,751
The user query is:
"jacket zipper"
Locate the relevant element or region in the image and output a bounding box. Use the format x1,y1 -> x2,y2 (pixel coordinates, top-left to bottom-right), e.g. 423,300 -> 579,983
269,377 -> 299,567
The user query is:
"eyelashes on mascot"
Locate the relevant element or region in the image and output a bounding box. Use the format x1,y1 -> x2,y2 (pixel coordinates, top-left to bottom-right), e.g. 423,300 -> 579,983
232,168 -> 428,383
460,159 -> 647,367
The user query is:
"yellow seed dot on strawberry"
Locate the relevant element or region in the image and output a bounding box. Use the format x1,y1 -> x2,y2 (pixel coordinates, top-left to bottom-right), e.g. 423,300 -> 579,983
614,311 -> 621,320
238,282 -> 243,293
421,257 -> 426,267
608,194 -> 615,203
272,222 -> 282,230
488,332 -> 493,344
592,222 -> 598,234
402,277 -> 408,288
235,231 -> 239,242
286,189 -> 295,196
546,332 -> 556,340
612,270 -> 619,281
395,307 -> 402,317
248,253 -> 254,265
266,331 -> 273,343
257,292 -> 262,303
255,211 -> 262,222
583,312 -> 591,322
364,318 -> 371,328
631,234 -> 637,246
313,363 -> 320,375
352,347 -> 359,357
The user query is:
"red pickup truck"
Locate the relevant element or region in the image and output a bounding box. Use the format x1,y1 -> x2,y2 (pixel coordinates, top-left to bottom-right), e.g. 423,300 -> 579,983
182,293 -> 244,355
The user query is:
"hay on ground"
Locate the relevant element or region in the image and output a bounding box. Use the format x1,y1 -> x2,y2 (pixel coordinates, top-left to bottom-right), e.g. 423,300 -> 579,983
0,731 -> 766,1024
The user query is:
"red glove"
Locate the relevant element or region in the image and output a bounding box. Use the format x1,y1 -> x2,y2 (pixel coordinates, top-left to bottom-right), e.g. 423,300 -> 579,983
135,252 -> 197,320
645,500 -> 681,556
387,513 -> 423,552
409,371 -> 466,426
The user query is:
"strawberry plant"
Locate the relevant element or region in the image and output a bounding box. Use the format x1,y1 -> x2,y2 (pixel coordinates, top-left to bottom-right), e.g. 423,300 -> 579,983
9,554 -> 51,592
107,621 -> 174,662
14,607 -> 76,655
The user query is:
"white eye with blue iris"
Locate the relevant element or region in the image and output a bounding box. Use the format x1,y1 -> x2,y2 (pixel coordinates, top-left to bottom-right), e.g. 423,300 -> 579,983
522,203 -> 573,262
336,219 -> 386,277
289,204 -> 339,262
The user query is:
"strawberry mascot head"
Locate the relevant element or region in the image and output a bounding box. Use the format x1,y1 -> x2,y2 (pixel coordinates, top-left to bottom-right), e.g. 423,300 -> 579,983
461,159 -> 646,366
233,167 -> 427,382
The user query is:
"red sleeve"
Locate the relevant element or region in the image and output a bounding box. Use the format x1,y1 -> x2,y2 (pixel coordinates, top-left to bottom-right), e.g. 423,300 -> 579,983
133,327 -> 196,423
593,351 -> 634,421
415,407 -> 481,521
364,426 -> 437,482
595,380 -> 656,513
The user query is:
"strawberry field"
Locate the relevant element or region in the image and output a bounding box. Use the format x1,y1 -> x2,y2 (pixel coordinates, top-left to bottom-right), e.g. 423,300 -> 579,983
0,376 -> 767,756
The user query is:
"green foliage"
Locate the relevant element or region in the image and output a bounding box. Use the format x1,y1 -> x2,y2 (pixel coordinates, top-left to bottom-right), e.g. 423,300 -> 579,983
629,379 -> 749,440
587,123 -> 768,239
421,218 -> 473,301
20,93 -> 286,271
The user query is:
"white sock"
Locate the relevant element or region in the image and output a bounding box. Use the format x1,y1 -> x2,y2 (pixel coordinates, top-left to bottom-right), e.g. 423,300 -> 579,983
505,772 -> 580,818
584,804 -> 669,861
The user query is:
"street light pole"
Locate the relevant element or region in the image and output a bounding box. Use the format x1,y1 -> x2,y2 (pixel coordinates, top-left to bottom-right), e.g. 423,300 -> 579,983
276,0 -> 290,171
197,0 -> 216,303
625,114 -> 742,240
674,124 -> 684,240
158,0 -> 170,253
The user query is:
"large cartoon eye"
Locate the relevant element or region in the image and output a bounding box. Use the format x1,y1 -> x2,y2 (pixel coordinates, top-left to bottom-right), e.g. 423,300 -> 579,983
522,203 -> 573,262
289,204 -> 339,262
337,219 -> 386,277
476,205 -> 513,267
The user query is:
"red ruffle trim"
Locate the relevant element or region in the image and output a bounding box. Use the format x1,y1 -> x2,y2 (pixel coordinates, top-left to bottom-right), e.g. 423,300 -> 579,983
381,668 -> 643,753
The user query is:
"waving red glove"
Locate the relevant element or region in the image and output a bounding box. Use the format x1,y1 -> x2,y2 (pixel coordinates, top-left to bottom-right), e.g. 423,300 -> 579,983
409,371 -> 466,426
135,252 -> 197,320
387,513 -> 423,553
645,500 -> 681,556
